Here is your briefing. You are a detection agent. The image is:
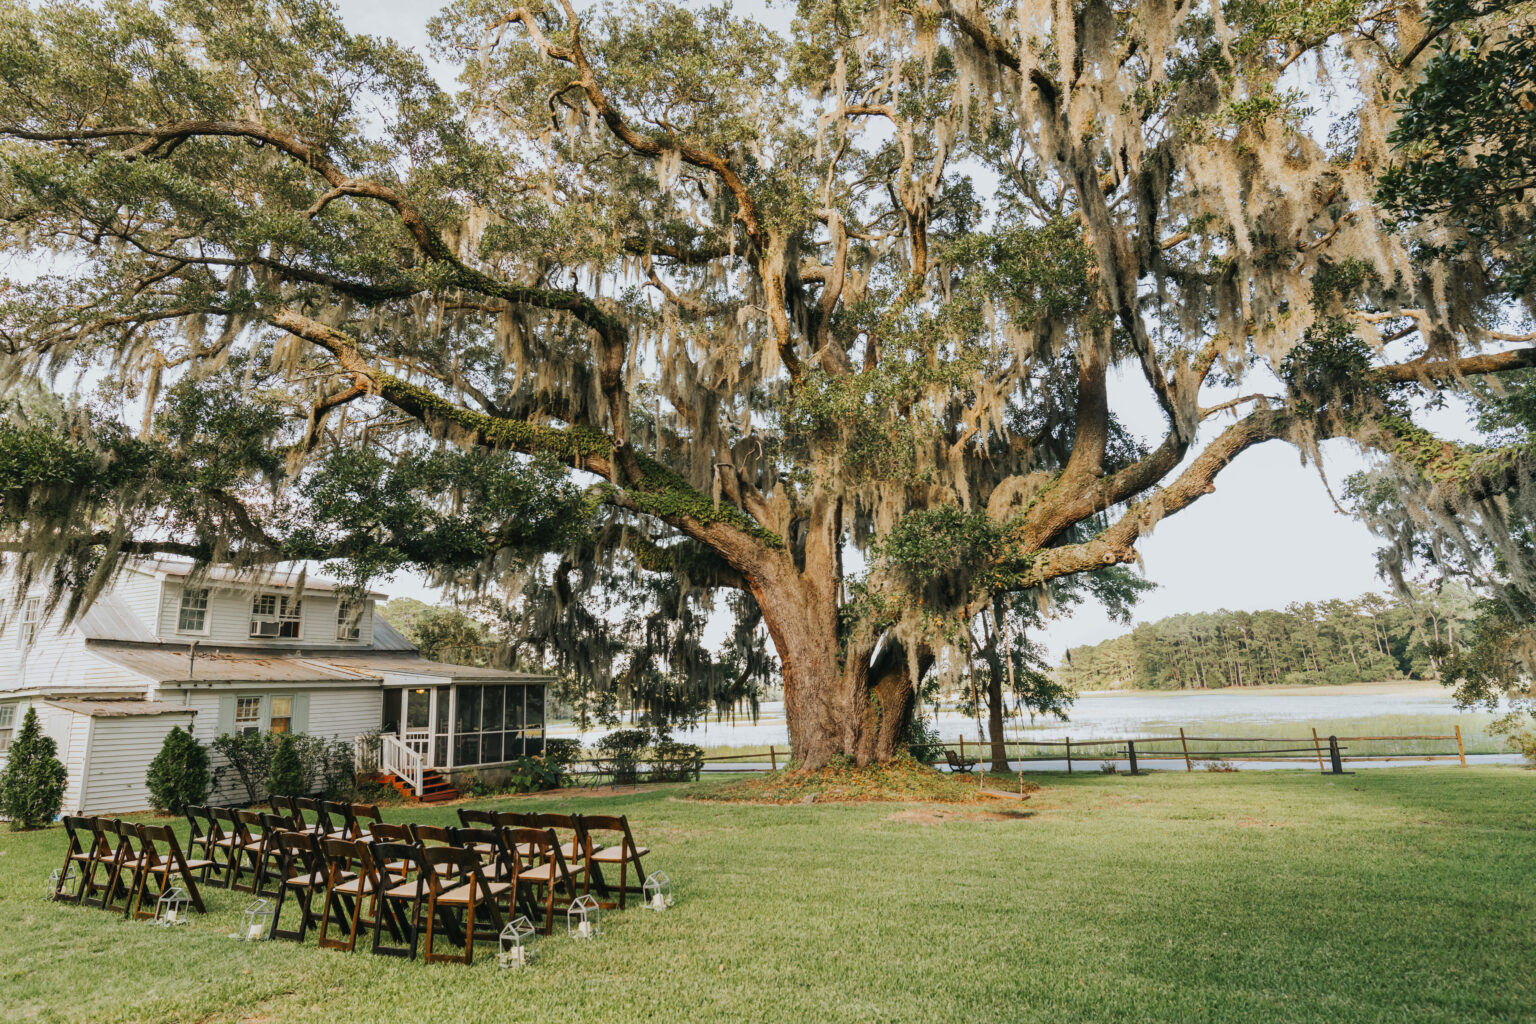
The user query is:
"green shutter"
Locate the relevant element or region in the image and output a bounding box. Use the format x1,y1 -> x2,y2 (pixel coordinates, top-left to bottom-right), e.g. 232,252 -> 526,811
291,694 -> 310,735
217,695 -> 235,737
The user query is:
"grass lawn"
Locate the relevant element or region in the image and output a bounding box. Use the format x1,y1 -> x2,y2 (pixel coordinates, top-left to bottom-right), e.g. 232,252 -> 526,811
3,766 -> 1533,1023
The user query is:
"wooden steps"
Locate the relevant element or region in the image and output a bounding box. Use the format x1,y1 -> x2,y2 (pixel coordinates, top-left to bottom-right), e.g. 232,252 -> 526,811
371,769 -> 460,804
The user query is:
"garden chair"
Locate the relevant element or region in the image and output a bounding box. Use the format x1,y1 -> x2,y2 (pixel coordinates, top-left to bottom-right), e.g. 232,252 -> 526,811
210,807 -> 250,887
76,818 -> 126,909
501,826 -> 575,934
449,826 -> 513,880
369,841 -> 429,960
352,803 -> 384,834
321,800 -> 359,840
292,796 -> 331,837
526,812 -> 602,875
407,824 -> 461,876
368,822 -> 416,879
129,823 -> 211,920
317,838 -> 398,953
456,808 -> 499,836
945,748 -> 979,773
578,814 -> 651,909
183,805 -> 217,865
255,811 -> 297,897
54,816 -> 106,904
420,846 -> 510,966
268,832 -> 328,942
103,819 -> 148,917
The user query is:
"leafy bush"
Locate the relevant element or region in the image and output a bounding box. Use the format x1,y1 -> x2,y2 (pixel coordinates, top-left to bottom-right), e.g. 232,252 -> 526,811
595,729 -> 651,784
211,731 -> 277,802
542,737 -> 583,770
267,733 -> 305,797
506,755 -> 563,793
146,726 -> 210,814
291,733 -> 356,799
0,707 -> 66,829
649,739 -> 704,782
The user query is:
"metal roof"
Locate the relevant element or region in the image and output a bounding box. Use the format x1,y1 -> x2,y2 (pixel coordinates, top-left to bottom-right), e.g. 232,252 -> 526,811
43,698 -> 196,718
88,641 -> 549,686
77,591 -> 158,644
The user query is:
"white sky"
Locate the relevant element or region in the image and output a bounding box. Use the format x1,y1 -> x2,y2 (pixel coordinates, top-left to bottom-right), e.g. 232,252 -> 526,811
325,2 -> 1458,660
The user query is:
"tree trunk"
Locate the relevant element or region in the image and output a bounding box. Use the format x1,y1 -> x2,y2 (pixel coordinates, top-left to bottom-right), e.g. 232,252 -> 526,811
983,649 -> 1008,772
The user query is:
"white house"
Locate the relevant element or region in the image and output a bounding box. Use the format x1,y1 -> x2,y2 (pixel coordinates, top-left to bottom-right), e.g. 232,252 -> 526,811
0,560 -> 549,814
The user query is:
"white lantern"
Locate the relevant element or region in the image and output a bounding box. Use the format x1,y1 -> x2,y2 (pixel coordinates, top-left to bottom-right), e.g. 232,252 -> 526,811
155,886 -> 192,926
642,871 -> 674,912
46,865 -> 77,901
498,915 -> 537,969
566,894 -> 601,940
239,898 -> 274,940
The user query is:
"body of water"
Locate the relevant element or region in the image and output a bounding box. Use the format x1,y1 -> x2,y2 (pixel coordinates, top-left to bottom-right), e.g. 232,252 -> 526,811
552,682 -> 1505,749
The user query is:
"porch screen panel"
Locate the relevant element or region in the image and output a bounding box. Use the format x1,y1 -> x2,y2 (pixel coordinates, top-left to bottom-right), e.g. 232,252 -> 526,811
454,685 -> 482,767
525,686 -> 545,755
435,689 -> 450,768
505,685 -> 525,759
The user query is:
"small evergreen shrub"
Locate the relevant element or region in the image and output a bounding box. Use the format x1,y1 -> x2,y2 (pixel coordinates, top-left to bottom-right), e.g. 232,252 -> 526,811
212,731 -> 277,803
266,733 -> 305,797
649,739 -> 704,781
595,729 -> 651,784
0,707 -> 67,829
146,726 -> 210,814
543,737 -> 583,770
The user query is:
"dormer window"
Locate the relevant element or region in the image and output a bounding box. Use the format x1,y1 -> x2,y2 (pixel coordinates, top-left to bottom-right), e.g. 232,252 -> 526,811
250,593 -> 301,639
177,588 -> 210,633
336,598 -> 363,641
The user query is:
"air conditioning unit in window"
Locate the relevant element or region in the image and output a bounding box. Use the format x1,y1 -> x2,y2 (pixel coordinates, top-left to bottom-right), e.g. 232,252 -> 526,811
251,619 -> 282,637
339,624 -> 362,640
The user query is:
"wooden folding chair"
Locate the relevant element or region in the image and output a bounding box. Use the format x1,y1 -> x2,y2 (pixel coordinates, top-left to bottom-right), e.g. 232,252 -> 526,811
369,841 -> 429,960
449,826 -> 511,879
368,822 -> 416,880
103,819 -> 148,918
130,823 -> 211,920
253,811 -> 295,897
493,811 -> 544,864
501,826 -> 575,935
290,796 -> 329,837
183,805 -> 216,864
54,816 -> 101,904
352,803 -> 384,834
457,808 -> 498,830
421,846 -> 509,966
77,817 -> 125,909
269,832 -> 327,942
318,838 -> 398,953
579,814 -> 652,909
526,812 -> 602,884
322,800 -> 360,840
210,807 -> 248,888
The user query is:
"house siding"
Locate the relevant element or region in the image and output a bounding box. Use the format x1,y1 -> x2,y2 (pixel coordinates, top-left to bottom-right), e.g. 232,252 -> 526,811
77,712 -> 196,815
158,581 -> 375,648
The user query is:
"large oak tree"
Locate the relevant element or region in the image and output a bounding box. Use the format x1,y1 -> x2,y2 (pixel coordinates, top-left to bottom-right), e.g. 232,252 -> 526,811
2,0 -> 1534,767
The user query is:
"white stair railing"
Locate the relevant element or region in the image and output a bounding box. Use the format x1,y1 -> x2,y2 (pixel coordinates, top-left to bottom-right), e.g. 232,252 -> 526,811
381,733 -> 424,796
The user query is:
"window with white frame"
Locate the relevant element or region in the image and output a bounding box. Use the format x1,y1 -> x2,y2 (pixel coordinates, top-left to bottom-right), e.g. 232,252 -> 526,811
0,703 -> 15,753
177,588 -> 210,633
18,597 -> 40,648
234,696 -> 262,735
249,593 -> 302,638
336,598 -> 362,641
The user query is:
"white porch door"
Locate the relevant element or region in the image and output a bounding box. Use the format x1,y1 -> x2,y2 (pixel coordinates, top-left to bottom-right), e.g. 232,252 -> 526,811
400,687 -> 435,763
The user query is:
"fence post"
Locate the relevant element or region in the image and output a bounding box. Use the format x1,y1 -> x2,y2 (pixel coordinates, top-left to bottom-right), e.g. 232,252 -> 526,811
1179,728 -> 1192,772
1127,740 -> 1142,776
769,745 -> 777,772
1455,725 -> 1467,767
959,736 -> 965,766
1066,737 -> 1072,774
1328,734 -> 1348,775
1311,727 -> 1326,772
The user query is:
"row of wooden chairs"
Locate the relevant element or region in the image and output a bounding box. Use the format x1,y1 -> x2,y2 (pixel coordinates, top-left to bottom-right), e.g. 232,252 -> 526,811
52,815 -> 214,920
180,800 -> 386,894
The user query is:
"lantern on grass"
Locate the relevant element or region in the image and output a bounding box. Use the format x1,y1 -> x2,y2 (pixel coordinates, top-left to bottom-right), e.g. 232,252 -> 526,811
240,898 -> 274,940
567,894 -> 601,940
45,865 -> 77,901
642,872 -> 673,912
155,887 -> 192,926
498,915 -> 537,969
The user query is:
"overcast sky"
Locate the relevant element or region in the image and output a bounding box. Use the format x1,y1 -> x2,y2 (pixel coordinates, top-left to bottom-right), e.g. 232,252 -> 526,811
334,1 -> 1443,660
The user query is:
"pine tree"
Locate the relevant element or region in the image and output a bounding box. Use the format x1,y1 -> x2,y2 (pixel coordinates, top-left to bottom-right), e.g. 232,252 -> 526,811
0,707 -> 67,830
145,726 -> 210,815
266,733 -> 304,798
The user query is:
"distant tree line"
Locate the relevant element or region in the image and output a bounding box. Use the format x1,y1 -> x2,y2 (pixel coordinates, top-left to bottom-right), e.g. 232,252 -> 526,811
1056,587 -> 1475,691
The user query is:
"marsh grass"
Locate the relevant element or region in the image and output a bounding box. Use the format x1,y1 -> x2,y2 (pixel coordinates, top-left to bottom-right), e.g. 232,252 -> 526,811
4,768 -> 1533,1023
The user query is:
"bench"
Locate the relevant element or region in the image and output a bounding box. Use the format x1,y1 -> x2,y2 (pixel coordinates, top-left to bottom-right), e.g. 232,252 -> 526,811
945,748 -> 979,773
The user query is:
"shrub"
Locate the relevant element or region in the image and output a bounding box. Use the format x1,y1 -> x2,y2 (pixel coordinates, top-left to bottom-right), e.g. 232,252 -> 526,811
212,731 -> 277,802
543,737 -> 583,770
505,755 -> 563,793
649,739 -> 704,782
291,733 -> 356,799
146,726 -> 210,814
0,707 -> 67,828
267,733 -> 305,797
595,728 -> 651,784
